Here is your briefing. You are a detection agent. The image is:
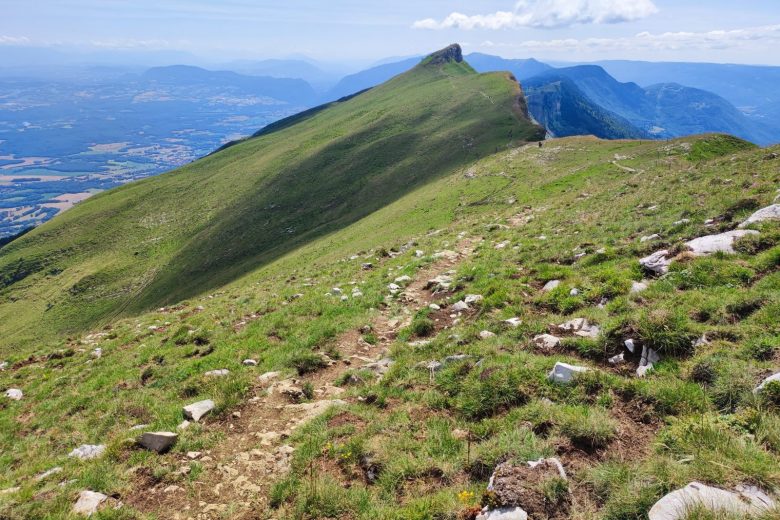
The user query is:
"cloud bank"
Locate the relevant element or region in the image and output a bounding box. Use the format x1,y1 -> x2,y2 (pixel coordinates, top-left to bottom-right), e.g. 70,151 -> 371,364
413,0 -> 658,30
479,24 -> 780,53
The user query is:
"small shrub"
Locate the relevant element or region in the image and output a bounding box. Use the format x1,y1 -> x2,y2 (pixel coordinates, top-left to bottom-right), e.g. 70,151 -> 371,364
410,316 -> 435,337
746,336 -> 779,361
636,308 -> 695,357
689,361 -> 717,385
302,381 -> 315,400
558,406 -> 617,450
289,352 -> 327,376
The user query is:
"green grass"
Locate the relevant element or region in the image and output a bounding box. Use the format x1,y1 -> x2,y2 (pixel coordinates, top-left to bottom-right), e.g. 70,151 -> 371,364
1,47 -> 780,520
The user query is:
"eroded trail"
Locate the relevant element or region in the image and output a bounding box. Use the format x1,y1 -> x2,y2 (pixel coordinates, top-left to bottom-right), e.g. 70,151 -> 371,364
127,237 -> 479,519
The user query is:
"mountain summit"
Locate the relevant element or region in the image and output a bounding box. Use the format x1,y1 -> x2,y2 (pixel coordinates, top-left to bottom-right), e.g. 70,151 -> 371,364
423,43 -> 463,65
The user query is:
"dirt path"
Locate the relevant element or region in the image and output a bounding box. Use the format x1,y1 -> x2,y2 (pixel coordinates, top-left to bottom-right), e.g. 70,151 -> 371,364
126,237 -> 479,519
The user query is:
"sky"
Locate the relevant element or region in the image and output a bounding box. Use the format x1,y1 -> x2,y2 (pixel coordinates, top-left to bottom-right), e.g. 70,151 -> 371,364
2,0 -> 780,66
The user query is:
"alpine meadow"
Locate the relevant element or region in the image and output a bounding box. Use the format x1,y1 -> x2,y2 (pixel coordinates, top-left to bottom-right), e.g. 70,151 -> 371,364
2,3 -> 780,519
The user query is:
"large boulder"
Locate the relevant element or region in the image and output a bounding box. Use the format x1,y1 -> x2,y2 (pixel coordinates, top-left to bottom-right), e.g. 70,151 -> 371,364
183,399 -> 215,422
739,204 -> 780,228
640,250 -> 672,275
548,362 -> 589,384
685,230 -> 758,256
648,482 -> 776,520
139,432 -> 178,453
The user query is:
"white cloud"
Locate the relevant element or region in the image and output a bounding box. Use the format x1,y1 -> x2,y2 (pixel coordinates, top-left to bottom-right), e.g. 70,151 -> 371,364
0,35 -> 31,45
88,38 -> 175,49
486,24 -> 780,53
412,0 -> 658,30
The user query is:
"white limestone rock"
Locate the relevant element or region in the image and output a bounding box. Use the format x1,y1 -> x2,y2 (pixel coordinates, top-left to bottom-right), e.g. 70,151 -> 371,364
533,334 -> 561,350
204,369 -> 229,377
640,234 -> 660,243
648,481 -> 776,520
479,330 -> 496,339
557,318 -> 600,338
73,490 -> 108,516
139,431 -> 178,453
476,508 -> 528,520
685,230 -> 758,256
69,444 -> 106,460
465,294 -> 484,304
183,399 -> 215,422
394,275 -> 412,284
451,300 -> 469,312
35,466 -> 63,482
631,280 -> 649,294
541,280 -> 560,292
739,204 -> 780,228
640,250 -> 672,275
548,362 -> 589,384
242,359 -> 258,366
258,371 -> 280,385
504,317 -> 522,328
754,372 -> 780,394
4,388 -> 23,401
609,352 -> 625,365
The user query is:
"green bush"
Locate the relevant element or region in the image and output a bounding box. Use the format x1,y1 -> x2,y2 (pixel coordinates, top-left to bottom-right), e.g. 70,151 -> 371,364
636,308 -> 696,357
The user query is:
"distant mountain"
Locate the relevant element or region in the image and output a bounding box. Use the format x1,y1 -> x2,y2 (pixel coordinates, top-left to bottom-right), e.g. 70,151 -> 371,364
523,75 -> 648,139
223,58 -> 342,92
322,57 -> 422,102
536,65 -> 773,145
143,65 -> 317,105
467,53 -> 553,81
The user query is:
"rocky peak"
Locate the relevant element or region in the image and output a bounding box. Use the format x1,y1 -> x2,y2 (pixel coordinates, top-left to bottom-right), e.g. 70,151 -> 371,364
425,44 -> 463,66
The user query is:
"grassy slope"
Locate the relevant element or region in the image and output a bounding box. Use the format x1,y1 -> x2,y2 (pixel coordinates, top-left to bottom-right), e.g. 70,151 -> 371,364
2,133 -> 780,519
0,52 -> 544,347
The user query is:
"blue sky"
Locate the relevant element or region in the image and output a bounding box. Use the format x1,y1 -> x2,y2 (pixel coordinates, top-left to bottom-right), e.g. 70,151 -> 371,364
2,0 -> 780,65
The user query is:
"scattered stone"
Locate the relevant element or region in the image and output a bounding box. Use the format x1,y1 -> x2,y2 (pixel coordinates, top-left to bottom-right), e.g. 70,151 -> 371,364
0,361 -> 7,370
648,481 -> 776,520
394,275 -> 412,283
429,303 -> 441,310
73,490 -> 108,516
673,218 -> 690,226
139,432 -> 177,453
442,354 -> 472,366
640,234 -> 660,243
361,263 -> 373,270
693,334 -> 710,348
129,424 -> 148,431
331,287 -> 342,295
69,444 -> 106,460
91,348 -> 102,359
465,294 -> 484,304
425,275 -> 454,291
624,338 -> 636,353
177,420 -> 190,430
415,250 -> 425,257
362,357 -> 394,376
187,451 -> 202,459
754,372 -> 780,394
476,508 -> 528,520
495,240 -> 511,249
258,371 -> 281,385
630,280 -> 649,294
432,250 -> 458,260
387,283 -> 401,292
609,352 -> 625,365
685,230 -> 758,255
242,359 -> 258,366
739,204 -> 780,228
35,466 -> 63,482
183,399 -> 215,422
451,300 -> 469,312
0,487 -> 20,495
637,365 -> 654,378
541,280 -> 560,292
533,334 -> 561,351
548,362 -> 589,384
204,369 -> 229,377
640,250 -> 672,275
556,318 -> 600,338
479,330 -> 496,339
569,288 -> 580,296
504,317 -> 522,328
4,388 -> 23,401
